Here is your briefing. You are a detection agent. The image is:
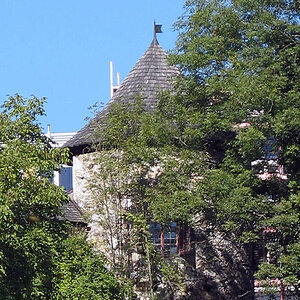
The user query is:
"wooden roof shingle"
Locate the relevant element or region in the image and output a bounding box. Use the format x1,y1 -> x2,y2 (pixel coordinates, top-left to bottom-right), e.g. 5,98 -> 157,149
64,37 -> 179,152
61,190 -> 87,225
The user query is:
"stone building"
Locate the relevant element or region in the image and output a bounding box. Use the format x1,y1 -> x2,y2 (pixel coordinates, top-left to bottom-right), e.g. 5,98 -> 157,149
63,29 -> 254,299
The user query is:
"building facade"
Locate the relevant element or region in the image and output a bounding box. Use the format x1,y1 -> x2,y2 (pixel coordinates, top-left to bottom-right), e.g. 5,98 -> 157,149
63,32 -> 255,299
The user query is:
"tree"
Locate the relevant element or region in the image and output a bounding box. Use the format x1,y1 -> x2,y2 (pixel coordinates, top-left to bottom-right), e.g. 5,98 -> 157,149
88,100 -> 188,299
0,95 -> 70,299
53,232 -> 126,300
169,0 -> 300,296
87,0 -> 299,298
0,95 -> 125,300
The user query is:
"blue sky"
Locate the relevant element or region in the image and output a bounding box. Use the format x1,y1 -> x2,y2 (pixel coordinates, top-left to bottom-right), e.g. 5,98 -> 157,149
0,1 -> 185,133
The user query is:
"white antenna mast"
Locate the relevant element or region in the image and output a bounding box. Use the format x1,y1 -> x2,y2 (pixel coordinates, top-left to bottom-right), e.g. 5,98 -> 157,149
110,61 -> 120,98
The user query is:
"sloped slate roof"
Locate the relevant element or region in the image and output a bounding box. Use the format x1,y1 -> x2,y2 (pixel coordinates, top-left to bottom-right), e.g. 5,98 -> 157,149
61,190 -> 87,224
64,37 -> 179,152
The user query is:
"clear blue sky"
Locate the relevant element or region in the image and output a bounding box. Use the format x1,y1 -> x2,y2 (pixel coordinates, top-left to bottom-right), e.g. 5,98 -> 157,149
0,0 -> 185,133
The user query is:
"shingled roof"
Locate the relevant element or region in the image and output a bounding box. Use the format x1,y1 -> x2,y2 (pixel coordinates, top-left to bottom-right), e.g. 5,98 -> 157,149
61,189 -> 87,225
64,34 -> 179,153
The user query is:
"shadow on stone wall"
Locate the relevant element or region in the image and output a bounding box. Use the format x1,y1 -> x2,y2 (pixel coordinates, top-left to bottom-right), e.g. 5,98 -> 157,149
176,221 -> 254,300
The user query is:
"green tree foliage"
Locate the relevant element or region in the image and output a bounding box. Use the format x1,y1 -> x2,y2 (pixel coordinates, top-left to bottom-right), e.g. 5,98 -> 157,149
169,0 -> 300,291
53,233 -> 125,300
92,0 -> 299,295
0,95 -> 124,299
90,101 -> 188,298
0,95 -> 70,299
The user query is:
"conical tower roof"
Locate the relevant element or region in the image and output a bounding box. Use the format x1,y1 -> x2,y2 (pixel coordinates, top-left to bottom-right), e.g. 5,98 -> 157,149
64,36 -> 179,153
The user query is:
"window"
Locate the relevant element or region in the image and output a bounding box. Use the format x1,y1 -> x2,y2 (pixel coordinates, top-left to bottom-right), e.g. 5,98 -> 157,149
150,222 -> 177,256
53,165 -> 73,190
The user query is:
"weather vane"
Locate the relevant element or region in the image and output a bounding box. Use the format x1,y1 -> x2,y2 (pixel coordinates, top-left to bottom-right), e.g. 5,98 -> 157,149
154,21 -> 162,42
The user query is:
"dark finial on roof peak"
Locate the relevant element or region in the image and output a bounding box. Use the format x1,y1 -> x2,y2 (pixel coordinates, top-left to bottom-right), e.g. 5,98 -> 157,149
153,21 -> 162,45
